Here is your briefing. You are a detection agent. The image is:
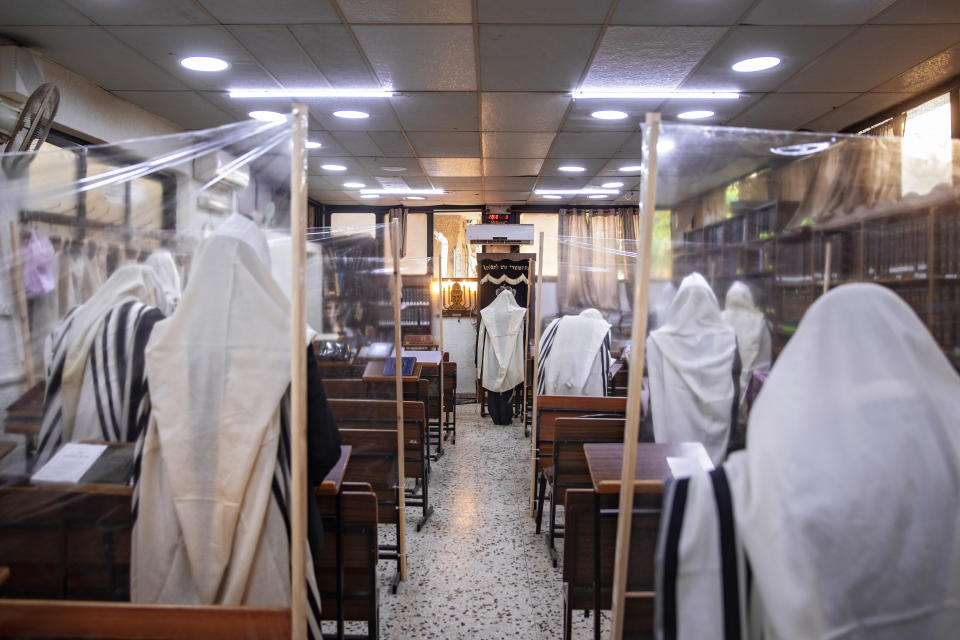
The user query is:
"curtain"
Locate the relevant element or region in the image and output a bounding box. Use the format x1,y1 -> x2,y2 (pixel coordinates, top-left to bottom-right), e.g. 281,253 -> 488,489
557,208 -> 637,314
386,207 -> 406,256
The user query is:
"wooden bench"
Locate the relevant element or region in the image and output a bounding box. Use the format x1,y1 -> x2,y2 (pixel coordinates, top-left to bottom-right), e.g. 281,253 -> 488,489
562,489 -> 659,640
322,379 -> 368,399
317,361 -> 368,380
419,362 -> 444,461
330,400 -> 434,532
543,418 -> 626,566
364,378 -> 440,464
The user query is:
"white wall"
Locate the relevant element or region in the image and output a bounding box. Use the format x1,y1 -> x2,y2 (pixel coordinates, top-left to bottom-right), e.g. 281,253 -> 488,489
443,316 -> 478,397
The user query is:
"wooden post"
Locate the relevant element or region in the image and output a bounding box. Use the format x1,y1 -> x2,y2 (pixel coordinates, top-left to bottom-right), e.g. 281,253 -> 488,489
522,255 -> 534,435
288,102 -> 308,640
391,221 -> 408,581
528,232 -> 545,516
610,112 -> 660,640
8,222 -> 36,388
433,254 -> 444,449
823,241 -> 832,295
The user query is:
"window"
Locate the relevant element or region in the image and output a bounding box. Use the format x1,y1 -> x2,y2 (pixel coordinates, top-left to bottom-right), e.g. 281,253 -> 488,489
433,211 -> 482,278
902,93 -> 952,196
519,212 -> 559,277
330,212 -> 377,237
384,212 -> 429,275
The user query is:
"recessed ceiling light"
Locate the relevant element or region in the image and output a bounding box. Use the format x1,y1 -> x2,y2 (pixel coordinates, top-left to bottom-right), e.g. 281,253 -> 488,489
770,141 -> 832,156
333,110 -> 369,119
305,140 -> 322,149
602,181 -> 624,188
248,110 -> 286,122
343,181 -> 365,188
542,195 -> 563,200
573,89 -> 740,100
321,163 -> 347,171
360,194 -> 380,199
405,196 -> 425,200
732,56 -> 781,73
180,56 -> 229,72
591,109 -> 629,120
361,188 -> 445,195
619,165 -> 643,172
588,194 -> 608,199
558,165 -> 586,172
380,166 -> 406,172
678,110 -> 715,120
229,88 -> 393,98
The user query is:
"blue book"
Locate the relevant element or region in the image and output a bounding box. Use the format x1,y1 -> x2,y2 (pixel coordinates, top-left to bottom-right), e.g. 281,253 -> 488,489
383,356 -> 416,376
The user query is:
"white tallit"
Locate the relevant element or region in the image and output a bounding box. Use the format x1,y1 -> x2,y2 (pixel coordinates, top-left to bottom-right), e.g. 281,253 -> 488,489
131,236 -> 320,636
538,308 -> 612,396
721,281 -> 771,391
647,273 -> 737,464
649,282 -> 677,332
477,289 -> 527,393
657,283 -> 960,640
144,250 -> 182,311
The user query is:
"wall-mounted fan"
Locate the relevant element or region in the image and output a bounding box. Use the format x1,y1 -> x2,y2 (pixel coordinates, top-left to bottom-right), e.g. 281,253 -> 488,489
2,82 -> 60,177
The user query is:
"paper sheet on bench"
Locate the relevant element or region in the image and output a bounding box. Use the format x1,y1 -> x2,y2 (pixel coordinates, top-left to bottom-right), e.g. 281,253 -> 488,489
667,456 -> 706,479
32,443 -> 107,483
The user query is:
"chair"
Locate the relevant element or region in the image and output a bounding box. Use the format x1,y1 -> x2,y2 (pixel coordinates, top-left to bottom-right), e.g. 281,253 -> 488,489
442,360 -> 457,444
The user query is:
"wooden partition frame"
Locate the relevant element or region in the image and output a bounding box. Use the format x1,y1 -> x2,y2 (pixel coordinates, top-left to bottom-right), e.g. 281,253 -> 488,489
433,251 -> 444,447
0,106 -> 310,640
390,221 -> 408,581
610,112 -> 660,639
528,232 -> 545,515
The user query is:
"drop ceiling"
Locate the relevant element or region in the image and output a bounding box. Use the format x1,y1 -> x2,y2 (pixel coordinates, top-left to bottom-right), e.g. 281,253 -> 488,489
1,0 -> 958,207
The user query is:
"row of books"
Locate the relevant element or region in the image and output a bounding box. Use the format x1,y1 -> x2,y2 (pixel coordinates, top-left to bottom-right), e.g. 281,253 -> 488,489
932,285 -> 959,351
378,306 -> 431,327
864,218 -> 928,277
935,210 -> 959,277
777,286 -> 816,326
679,203 -> 788,248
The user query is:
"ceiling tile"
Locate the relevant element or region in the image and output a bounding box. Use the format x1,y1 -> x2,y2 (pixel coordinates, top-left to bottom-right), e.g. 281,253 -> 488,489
0,1 -> 90,24
227,26 -> 327,87
481,92 -> 570,132
0,26 -> 186,91
197,90 -> 291,121
431,177 -> 482,189
339,0 -> 472,23
442,191 -> 484,204
310,99 -> 402,131
482,132 -> 555,158
197,0 -> 340,23
484,191 -> 531,203
484,177 -> 537,190
610,0 -> 752,26
66,0 -> 212,24
540,158 -> 607,176
310,175 -> 374,190
780,25 -> 960,92
478,0 -> 612,24
479,25 -> 600,91
727,93 -> 859,130
483,158 -> 544,176
597,158 -> 642,176
108,26 -> 273,91
679,26 -> 854,93
562,98 -> 652,132
403,176 -> 434,189
353,25 -> 476,91
613,133 -> 644,158
745,0 -> 896,25
801,92 -> 913,131
873,42 -> 960,93
390,92 -> 478,131
583,26 -> 726,90
408,132 -> 481,157
288,25 -> 380,88
330,131 -> 384,155
356,156 -> 424,174
111,91 -> 234,129
366,132 -> 415,157
872,0 -> 960,24
303,132 -> 351,157
534,175 -> 589,189
659,93 -> 762,125
420,158 -> 482,176
308,156 -> 368,175
549,132 -> 631,158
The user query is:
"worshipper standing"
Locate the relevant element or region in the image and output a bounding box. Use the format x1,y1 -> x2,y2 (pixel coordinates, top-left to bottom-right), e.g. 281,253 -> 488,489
35,262 -> 174,464
144,249 -> 182,312
648,281 -> 677,333
132,216 -> 339,636
477,287 -> 527,425
721,280 -> 772,391
538,308 -> 612,397
655,283 -> 960,639
647,272 -> 738,465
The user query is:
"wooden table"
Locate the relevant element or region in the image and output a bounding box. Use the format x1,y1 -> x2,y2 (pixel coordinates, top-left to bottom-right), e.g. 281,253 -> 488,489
4,382 -> 43,462
315,445 -> 351,640
583,442 -> 713,639
390,348 -> 442,365
361,358 -> 423,382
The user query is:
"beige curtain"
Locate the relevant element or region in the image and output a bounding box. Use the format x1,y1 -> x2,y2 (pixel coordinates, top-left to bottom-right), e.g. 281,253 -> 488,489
558,208 -> 636,313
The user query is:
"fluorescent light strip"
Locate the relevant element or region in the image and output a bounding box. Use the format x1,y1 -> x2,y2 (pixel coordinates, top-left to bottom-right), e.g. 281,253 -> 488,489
572,90 -> 740,100
534,188 -> 619,195
360,188 -> 445,195
229,88 -> 394,98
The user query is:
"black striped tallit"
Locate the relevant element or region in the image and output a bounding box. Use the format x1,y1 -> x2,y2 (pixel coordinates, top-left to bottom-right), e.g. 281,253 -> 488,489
537,318 -> 612,395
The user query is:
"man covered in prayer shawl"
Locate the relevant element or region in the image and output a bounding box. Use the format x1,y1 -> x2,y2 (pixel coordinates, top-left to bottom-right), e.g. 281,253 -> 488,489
36,262 -> 175,464
477,288 -> 527,425
721,281 -> 772,392
131,215 -> 339,636
647,273 -> 738,465
655,283 -> 960,640
538,308 -> 612,397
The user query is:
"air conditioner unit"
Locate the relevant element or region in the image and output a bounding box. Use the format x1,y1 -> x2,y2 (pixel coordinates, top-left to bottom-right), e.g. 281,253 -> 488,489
466,224 -> 534,245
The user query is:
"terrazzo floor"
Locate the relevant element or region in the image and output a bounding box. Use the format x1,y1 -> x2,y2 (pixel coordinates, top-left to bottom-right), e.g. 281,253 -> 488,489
322,402 -> 611,639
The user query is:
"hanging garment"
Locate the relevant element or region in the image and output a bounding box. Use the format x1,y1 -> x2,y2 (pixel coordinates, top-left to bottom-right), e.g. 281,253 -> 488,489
131,236 -> 321,638
538,308 -> 612,397
145,250 -> 183,311
656,283 -> 960,640
36,264 -> 170,464
477,289 -> 527,394
647,273 -> 737,464
721,281 -> 772,391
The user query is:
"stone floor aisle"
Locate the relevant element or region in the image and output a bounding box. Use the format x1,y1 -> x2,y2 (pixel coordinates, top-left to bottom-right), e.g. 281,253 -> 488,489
324,402 -> 611,639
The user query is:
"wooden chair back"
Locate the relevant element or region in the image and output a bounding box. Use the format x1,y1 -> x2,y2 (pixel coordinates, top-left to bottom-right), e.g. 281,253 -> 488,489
337,428 -> 399,525
442,362 -> 457,412
321,378 -> 367,399
553,418 -> 626,504
328,399 -> 426,479
317,361 -> 367,379
536,396 -> 627,473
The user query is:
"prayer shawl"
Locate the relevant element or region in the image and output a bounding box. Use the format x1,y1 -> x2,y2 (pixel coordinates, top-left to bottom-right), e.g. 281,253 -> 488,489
649,282 -> 677,332
647,273 -> 736,464
131,236 -> 321,638
36,264 -> 170,464
145,250 -> 182,311
656,284 -> 960,640
477,289 -> 527,393
538,308 -> 611,396
720,282 -> 772,392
